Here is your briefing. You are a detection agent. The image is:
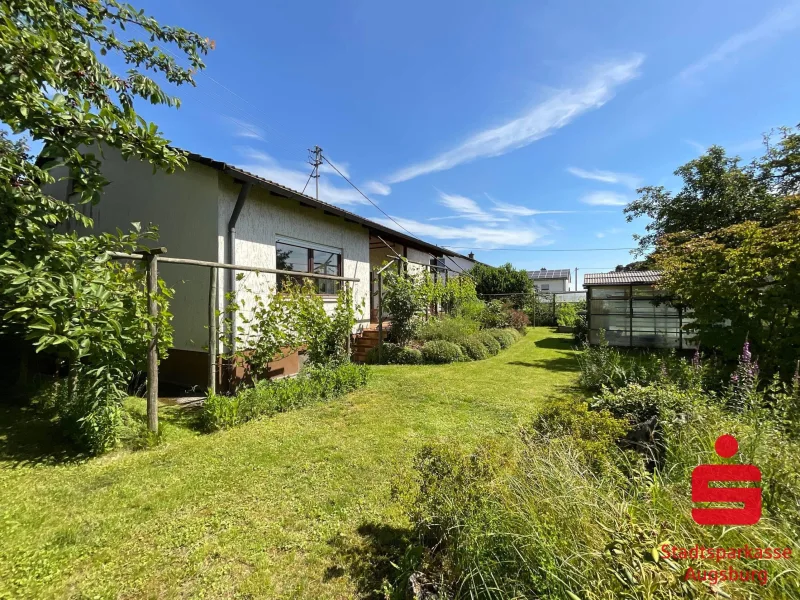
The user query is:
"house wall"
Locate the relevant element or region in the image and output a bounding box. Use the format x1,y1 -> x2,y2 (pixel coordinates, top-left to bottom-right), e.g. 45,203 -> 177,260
443,255 -> 476,275
405,246 -> 434,276
216,175 -> 371,348
533,278 -> 569,293
42,147 -> 220,355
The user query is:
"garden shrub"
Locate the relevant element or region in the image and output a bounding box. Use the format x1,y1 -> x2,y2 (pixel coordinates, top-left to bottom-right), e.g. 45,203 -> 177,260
454,298 -> 485,322
523,398 -> 628,472
365,342 -> 422,365
474,331 -> 501,356
508,308 -> 529,333
556,302 -> 579,327
479,300 -> 511,329
394,346 -> 423,365
201,362 -> 369,430
459,336 -> 489,361
573,312 -> 588,344
421,340 -> 464,364
506,327 -> 522,342
382,269 -> 426,346
523,297 -> 556,326
417,315 -> 480,344
487,328 -> 516,349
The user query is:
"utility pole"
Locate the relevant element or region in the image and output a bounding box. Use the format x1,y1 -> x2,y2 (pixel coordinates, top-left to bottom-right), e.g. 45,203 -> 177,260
308,145 -> 323,200
575,267 -> 578,292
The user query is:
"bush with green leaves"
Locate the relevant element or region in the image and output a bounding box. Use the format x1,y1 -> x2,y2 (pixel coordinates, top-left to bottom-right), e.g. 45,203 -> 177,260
201,362 -> 368,430
417,315 -> 480,345
365,342 -> 422,365
454,298 -> 485,322
479,300 -> 511,329
486,328 -> 516,349
0,0 -> 211,452
556,302 -> 580,327
459,336 -> 490,361
421,340 -> 464,364
524,297 -> 557,326
474,331 -> 501,356
382,268 -> 426,346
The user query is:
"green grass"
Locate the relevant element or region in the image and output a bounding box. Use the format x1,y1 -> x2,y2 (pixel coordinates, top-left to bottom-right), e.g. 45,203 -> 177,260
0,328 -> 581,599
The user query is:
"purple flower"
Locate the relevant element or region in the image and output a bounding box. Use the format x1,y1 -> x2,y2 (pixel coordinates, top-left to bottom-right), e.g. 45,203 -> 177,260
741,341 -> 751,364
731,374 -> 739,383
692,349 -> 701,369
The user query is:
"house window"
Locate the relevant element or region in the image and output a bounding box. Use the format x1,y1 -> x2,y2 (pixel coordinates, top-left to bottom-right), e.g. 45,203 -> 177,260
540,283 -> 550,291
276,240 -> 341,295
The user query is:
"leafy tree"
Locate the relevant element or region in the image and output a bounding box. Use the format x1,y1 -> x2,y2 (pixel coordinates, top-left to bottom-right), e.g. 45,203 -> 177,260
468,262 -> 532,297
625,136 -> 798,255
653,211 -> 800,378
0,0 -> 211,450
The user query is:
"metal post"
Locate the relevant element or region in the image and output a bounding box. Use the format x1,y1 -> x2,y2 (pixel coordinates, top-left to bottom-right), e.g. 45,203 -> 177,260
208,266 -> 218,393
145,251 -> 160,433
345,282 -> 352,358
377,271 -> 383,363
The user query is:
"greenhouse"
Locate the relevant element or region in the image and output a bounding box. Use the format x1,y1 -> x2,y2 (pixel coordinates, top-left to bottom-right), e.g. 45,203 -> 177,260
583,271 -> 695,349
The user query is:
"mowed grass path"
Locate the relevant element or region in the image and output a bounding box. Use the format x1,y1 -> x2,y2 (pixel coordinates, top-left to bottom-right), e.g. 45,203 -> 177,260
0,328 -> 581,599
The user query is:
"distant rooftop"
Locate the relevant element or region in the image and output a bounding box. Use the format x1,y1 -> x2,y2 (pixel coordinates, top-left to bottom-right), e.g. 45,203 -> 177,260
528,268 -> 571,281
583,270 -> 661,286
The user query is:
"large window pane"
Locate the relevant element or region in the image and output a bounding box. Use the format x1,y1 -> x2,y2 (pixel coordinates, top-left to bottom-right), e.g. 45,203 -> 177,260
313,249 -> 340,294
591,299 -> 630,315
591,286 -> 628,299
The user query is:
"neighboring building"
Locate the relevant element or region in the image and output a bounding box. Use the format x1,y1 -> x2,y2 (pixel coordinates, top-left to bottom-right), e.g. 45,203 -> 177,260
44,146 -> 475,388
583,270 -> 696,349
528,268 -> 571,292
442,250 -> 479,275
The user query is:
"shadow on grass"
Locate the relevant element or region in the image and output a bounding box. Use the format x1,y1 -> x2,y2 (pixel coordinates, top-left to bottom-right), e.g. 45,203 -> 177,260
507,355 -> 579,372
534,336 -> 577,351
327,522 -> 415,598
0,403 -> 87,467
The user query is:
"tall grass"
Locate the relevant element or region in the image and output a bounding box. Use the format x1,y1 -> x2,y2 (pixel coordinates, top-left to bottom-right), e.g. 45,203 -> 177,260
400,393 -> 800,599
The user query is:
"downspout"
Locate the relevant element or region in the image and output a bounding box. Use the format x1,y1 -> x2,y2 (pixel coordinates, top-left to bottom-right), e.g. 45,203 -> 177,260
226,182 -> 252,356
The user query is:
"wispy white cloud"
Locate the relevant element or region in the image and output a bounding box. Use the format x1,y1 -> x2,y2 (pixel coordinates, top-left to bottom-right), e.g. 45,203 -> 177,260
226,117 -> 266,141
684,139 -> 707,154
488,197 -> 578,217
363,180 -> 392,196
319,159 -> 351,179
387,55 -> 645,183
432,191 -> 508,223
595,227 -> 624,239
545,219 -> 564,232
679,2 -> 800,80
566,167 -> 641,189
236,147 -> 372,206
374,216 -> 551,247
581,191 -> 629,207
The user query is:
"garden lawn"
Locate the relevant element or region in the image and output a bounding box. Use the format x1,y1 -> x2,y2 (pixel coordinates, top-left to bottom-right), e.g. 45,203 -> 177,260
0,328 -> 581,599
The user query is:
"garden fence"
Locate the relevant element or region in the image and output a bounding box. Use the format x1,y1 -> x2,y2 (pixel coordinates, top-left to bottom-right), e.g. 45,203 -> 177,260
477,290 -> 587,327
109,249 -> 359,433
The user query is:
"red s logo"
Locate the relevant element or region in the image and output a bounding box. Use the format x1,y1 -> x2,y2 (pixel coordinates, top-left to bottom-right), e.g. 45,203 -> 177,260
691,434 -> 761,525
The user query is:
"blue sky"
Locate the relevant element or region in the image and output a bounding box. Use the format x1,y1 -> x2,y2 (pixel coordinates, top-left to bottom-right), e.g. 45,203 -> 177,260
133,0 -> 800,289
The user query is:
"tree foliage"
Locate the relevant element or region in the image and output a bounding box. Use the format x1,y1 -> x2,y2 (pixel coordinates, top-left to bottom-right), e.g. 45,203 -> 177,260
468,262 -> 532,297
653,212 -> 800,378
625,131 -> 800,255
0,0 -> 211,450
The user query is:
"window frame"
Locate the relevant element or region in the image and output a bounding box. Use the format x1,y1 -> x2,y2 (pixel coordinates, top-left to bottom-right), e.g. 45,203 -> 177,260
275,238 -> 343,296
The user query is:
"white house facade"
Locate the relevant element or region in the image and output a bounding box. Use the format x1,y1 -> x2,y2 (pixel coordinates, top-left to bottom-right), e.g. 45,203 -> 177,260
44,146 -> 473,389
528,268 -> 572,293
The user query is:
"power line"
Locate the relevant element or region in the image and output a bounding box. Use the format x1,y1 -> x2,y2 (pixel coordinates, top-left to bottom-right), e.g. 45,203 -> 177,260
321,154 -> 418,239
444,247 -> 639,252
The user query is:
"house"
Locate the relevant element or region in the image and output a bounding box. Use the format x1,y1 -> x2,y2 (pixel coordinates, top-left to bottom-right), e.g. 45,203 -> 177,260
583,270 -> 696,349
44,146 -> 477,389
528,268 -> 571,292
